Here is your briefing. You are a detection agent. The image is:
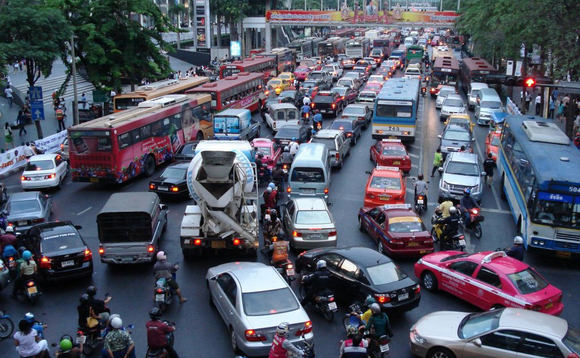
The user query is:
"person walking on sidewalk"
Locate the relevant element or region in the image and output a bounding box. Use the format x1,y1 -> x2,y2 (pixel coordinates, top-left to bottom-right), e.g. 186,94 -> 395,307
56,107 -> 66,131
535,94 -> 542,116
4,85 -> 13,108
549,97 -> 555,119
525,92 -> 532,112
17,111 -> 27,136
4,123 -> 14,150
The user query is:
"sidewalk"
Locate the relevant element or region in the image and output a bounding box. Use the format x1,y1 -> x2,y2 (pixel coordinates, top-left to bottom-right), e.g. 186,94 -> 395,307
509,87 -> 566,132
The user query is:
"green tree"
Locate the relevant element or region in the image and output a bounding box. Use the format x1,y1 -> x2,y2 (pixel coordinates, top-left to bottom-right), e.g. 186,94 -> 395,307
210,0 -> 249,55
0,0 -> 72,139
168,3 -> 188,50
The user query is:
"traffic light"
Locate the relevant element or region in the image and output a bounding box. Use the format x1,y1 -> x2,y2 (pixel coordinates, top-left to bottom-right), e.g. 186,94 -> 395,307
524,77 -> 536,88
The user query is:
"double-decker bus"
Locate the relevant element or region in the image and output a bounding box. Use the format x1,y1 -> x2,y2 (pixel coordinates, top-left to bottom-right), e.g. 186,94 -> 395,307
186,72 -> 265,113
317,37 -> 347,58
460,57 -> 497,94
345,37 -> 371,60
372,78 -> 420,143
330,28 -> 355,38
262,47 -> 298,74
218,56 -> 277,79
372,36 -> 395,57
498,115 -> 580,257
112,77 -> 209,113
405,45 -> 425,62
69,94 -> 213,183
429,55 -> 460,94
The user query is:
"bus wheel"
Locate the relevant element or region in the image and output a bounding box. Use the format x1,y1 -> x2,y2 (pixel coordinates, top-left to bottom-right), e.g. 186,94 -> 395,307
144,155 -> 156,177
500,174 -> 507,200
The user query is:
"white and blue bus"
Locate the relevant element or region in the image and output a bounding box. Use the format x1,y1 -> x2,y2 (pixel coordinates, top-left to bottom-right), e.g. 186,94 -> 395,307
498,115 -> 580,257
372,78 -> 420,143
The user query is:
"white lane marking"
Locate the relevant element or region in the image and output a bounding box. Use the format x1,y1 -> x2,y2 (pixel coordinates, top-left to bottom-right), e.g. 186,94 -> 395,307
473,136 -> 502,210
408,153 -> 419,159
411,163 -> 418,169
77,207 -> 92,216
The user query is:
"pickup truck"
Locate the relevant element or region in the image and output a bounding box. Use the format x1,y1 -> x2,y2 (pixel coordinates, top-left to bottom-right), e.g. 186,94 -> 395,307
310,129 -> 351,169
311,91 -> 345,117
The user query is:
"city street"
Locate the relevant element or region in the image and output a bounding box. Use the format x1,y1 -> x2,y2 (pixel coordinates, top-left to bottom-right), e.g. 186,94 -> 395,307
1,64 -> 579,358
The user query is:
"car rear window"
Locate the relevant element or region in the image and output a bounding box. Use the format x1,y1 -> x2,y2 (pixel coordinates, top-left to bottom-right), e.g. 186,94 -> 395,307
382,146 -> 406,156
255,147 -> 272,157
311,138 -> 336,150
309,73 -> 323,79
370,176 -> 401,190
444,98 -> 464,107
276,127 -> 299,138
8,199 -> 41,214
25,160 -> 55,171
161,168 -> 186,180
491,137 -> 500,146
330,121 -> 353,131
366,262 -> 407,285
243,288 -> 299,316
41,231 -> 84,252
314,94 -> 334,103
290,167 -> 324,183
332,88 -> 347,96
296,210 -> 331,225
344,107 -> 365,116
389,220 -> 425,233
507,268 -> 549,294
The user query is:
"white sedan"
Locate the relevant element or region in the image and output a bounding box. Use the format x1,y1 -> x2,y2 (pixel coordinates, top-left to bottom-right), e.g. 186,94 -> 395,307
21,154 -> 69,190
207,262 -> 314,357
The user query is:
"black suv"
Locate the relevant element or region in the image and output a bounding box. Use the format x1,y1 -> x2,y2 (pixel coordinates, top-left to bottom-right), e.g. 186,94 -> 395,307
21,221 -> 93,281
311,91 -> 344,117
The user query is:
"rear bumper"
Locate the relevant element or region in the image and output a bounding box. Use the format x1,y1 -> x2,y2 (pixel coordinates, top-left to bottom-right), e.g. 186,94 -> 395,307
381,294 -> 421,313
100,254 -> 154,264
239,332 -> 314,357
42,261 -> 93,281
291,236 -> 337,250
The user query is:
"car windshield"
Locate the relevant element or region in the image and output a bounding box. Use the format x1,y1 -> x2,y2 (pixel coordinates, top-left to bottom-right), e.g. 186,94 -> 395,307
290,167 -> 324,183
314,94 -> 334,103
296,210 -> 332,225
563,325 -> 580,355
295,67 -> 309,72
322,66 -> 334,72
366,261 -> 407,286
370,176 -> 401,190
344,73 -> 358,79
309,73 -> 323,79
389,219 -> 425,233
8,199 -> 41,214
332,88 -> 347,96
302,82 -> 316,89
276,127 -> 299,138
446,162 -> 479,176
344,107 -> 365,116
279,91 -> 295,98
25,160 -> 54,171
491,137 -> 500,146
330,121 -> 353,131
255,147 -> 272,157
382,146 -> 406,156
337,80 -> 352,87
242,288 -> 299,316
41,232 -> 83,252
444,99 -> 464,107
458,310 -> 501,339
161,168 -> 186,180
507,268 -> 549,294
269,80 -> 281,86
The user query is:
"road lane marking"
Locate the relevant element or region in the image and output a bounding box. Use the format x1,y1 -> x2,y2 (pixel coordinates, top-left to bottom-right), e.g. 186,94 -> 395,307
122,183 -> 134,190
77,207 -> 92,216
408,153 -> 419,159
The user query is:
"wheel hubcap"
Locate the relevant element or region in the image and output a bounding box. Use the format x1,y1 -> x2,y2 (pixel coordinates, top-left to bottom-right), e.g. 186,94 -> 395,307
378,241 -> 383,253
424,275 -> 433,289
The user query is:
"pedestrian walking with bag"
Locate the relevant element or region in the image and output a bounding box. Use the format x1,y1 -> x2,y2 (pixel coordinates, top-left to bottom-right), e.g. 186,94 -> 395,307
431,148 -> 443,177
4,123 -> 14,150
17,110 -> 27,136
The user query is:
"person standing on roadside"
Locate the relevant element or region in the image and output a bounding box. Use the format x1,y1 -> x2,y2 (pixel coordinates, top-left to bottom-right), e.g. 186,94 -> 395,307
549,97 -> 555,119
431,148 -> 443,177
525,91 -> 532,112
483,152 -> 495,187
535,94 -> 542,116
4,85 -> 13,108
17,111 -> 27,136
56,107 -> 66,131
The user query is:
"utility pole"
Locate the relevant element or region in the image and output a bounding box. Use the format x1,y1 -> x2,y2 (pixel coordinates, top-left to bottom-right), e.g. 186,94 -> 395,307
71,35 -> 79,126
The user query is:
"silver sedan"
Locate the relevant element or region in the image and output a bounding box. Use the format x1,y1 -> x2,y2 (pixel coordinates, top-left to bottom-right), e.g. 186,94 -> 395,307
206,262 -> 313,357
5,191 -> 53,233
282,197 -> 337,250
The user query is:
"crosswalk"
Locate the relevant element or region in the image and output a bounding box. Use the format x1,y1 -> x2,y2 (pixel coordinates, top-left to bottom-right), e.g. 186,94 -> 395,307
14,74 -> 95,106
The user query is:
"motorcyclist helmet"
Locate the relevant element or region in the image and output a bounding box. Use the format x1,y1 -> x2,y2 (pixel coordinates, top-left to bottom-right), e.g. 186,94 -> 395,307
513,236 -> 524,245
6,225 -> 14,233
463,188 -> 471,196
449,206 -> 458,215
268,182 -> 276,189
346,325 -> 358,336
276,322 -> 290,337
266,187 -> 272,193
156,251 -> 167,261
365,296 -> 377,306
370,303 -> 381,315
18,246 -> 27,255
59,339 -> 73,352
22,250 -> 32,260
257,153 -> 264,159
24,312 -> 34,322
86,285 -> 97,297
149,307 -> 162,320
111,317 -> 123,329
284,146 -> 290,152
418,174 -> 424,180
79,293 -> 89,304
316,260 -> 327,269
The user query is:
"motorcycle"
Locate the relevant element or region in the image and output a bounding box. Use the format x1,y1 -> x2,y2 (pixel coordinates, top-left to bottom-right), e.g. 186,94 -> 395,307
458,206 -> 484,239
154,278 -> 174,313
368,335 -> 391,358
4,255 -> 18,279
20,278 -> 41,305
146,320 -> 175,358
420,86 -> 427,97
299,278 -> 337,322
0,310 -> 14,339
415,194 -> 427,214
313,120 -> 322,132
430,211 -> 466,251
77,325 -> 101,356
258,165 -> 271,185
274,258 -> 296,285
342,301 -> 365,330
302,111 -> 311,124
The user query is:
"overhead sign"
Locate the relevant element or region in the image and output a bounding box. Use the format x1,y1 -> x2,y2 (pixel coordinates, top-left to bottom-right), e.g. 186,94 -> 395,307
266,9 -> 459,25
29,86 -> 43,102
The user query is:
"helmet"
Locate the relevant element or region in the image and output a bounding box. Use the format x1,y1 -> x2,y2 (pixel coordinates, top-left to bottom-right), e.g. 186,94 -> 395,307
79,293 -> 89,304
316,260 -> 327,269
346,325 -> 358,335
276,322 -> 290,337
365,296 -> 377,306
268,182 -> 276,189
418,174 -> 424,180
291,137 -> 297,141
257,153 -> 264,159
59,339 -> 73,352
449,206 -> 458,215
6,226 -> 14,233
269,208 -> 277,216
156,251 -> 167,261
370,303 -> 381,314
266,187 -> 272,193
86,286 -> 97,297
22,250 -> 32,260
513,236 -> 524,245
18,246 -> 26,255
463,188 -> 471,196
24,312 -> 34,322
111,317 -> 123,329
284,146 -> 289,152
149,307 -> 162,320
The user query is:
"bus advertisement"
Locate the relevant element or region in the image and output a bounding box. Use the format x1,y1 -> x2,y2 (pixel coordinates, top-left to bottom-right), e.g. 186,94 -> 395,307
460,57 -> 497,94
112,77 -> 209,113
69,94 -> 213,183
372,78 -> 420,143
218,56 -> 277,79
317,37 -> 347,57
498,115 -> 580,257
430,55 -> 460,94
345,37 -> 371,60
262,47 -> 298,74
186,72 -> 266,113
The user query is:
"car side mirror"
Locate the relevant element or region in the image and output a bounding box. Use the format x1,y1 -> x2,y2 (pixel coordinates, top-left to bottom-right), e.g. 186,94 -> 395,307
437,135 -> 442,138
472,338 -> 482,347
74,225 -> 83,230
365,171 -> 371,174
472,138 -> 476,142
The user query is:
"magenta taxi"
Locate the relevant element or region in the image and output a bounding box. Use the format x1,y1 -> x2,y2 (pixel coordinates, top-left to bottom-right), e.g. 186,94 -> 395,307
251,138 -> 282,170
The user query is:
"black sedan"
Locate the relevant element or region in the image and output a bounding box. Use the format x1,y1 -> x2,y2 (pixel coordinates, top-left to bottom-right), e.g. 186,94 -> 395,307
295,246 -> 421,313
278,90 -> 305,108
329,119 -> 362,145
274,125 -> 310,146
149,162 -> 190,198
174,141 -> 199,161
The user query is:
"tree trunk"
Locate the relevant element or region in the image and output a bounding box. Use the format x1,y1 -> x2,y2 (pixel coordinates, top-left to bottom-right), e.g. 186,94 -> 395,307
216,17 -> 222,48
25,58 -> 44,139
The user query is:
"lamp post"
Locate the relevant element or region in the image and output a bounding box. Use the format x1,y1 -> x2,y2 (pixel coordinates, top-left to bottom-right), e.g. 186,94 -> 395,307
69,12 -> 80,126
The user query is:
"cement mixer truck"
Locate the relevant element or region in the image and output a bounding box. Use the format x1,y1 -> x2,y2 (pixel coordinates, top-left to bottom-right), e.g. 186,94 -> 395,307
180,141 -> 259,257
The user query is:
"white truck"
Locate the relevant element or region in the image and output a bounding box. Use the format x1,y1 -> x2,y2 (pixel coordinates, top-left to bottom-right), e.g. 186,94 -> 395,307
180,141 -> 259,257
365,30 -> 380,42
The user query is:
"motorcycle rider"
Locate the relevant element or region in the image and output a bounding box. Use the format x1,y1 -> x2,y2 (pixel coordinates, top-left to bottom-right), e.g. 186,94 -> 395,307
24,312 -> 46,339
146,307 -> 179,358
265,209 -> 283,244
436,199 -> 454,218
55,336 -> 82,357
436,206 -> 461,249
339,325 -> 368,358
87,286 -> 112,324
300,260 -> 331,306
77,294 -> 93,331
365,303 -> 394,352
301,103 -> 311,122
0,225 -> 17,256
414,174 -> 428,207
302,94 -> 311,107
153,252 -> 187,303
506,236 -> 525,261
11,250 -> 38,298
260,103 -> 268,122
269,322 -> 305,358
288,138 -> 299,157
102,317 -> 136,358
272,163 -> 286,191
313,110 -> 323,131
459,188 -> 480,224
280,146 -> 293,167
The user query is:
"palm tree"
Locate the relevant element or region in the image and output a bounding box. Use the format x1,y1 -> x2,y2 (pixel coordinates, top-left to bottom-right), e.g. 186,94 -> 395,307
168,3 -> 188,49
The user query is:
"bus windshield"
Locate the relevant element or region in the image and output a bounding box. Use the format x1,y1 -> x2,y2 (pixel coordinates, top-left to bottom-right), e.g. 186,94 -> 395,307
533,193 -> 580,229
214,117 -> 240,134
376,104 -> 412,118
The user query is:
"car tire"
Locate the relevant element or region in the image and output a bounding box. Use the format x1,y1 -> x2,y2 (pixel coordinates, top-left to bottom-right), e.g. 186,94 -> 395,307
428,347 -> 456,358
230,327 -> 241,354
358,216 -> 365,232
422,271 -> 438,292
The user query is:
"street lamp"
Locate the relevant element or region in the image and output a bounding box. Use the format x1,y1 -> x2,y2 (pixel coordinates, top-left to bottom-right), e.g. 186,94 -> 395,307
69,12 -> 80,126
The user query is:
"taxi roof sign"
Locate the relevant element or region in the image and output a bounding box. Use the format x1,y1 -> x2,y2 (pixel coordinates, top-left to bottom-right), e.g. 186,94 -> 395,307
482,251 -> 506,264
381,139 -> 402,143
381,204 -> 412,210
376,166 -> 400,171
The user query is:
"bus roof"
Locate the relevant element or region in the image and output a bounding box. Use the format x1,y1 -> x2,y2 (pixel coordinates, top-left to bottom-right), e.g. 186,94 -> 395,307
114,77 -> 209,100
377,78 -> 421,101
214,108 -> 251,118
186,72 -> 264,93
462,57 -> 496,72
433,55 -> 460,71
504,115 -> 580,185
223,56 -> 275,67
346,37 -> 368,45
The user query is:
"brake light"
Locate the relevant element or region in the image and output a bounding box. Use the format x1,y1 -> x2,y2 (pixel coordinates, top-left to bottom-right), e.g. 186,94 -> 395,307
148,244 -> 155,253
341,96 -> 345,100
40,256 -> 52,269
292,230 -> 302,237
471,209 -> 479,215
233,238 -> 241,246
171,186 -> 179,192
286,186 -> 291,193
282,164 -> 288,170
331,103 -> 336,109
286,263 -> 293,269
310,103 -> 315,108
346,132 -> 352,137
329,230 -> 337,237
32,218 -> 45,223
44,173 -> 56,179
84,249 -> 92,261
417,195 -> 424,200
374,294 -> 391,303
324,187 -> 329,194
193,239 -> 202,246
27,281 -> 35,287
60,143 -> 64,150
21,176 -> 29,181
98,246 -> 104,255
149,184 -> 155,190
335,152 -> 340,161
414,284 -> 421,294
271,236 -> 278,242
245,329 -> 267,342
296,321 -> 313,336
156,288 -> 163,293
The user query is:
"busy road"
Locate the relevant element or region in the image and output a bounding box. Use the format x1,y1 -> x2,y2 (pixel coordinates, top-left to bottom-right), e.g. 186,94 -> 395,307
1,52 -> 580,358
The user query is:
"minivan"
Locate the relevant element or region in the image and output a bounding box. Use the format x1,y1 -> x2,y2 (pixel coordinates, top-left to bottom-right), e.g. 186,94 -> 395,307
97,192 -> 168,264
288,143 -> 331,201
468,82 -> 488,110
475,88 -> 503,125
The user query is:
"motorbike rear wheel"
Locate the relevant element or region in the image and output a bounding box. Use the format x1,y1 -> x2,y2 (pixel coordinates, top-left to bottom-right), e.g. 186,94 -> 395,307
158,301 -> 167,313
0,317 -> 14,338
323,308 -> 334,322
474,223 -> 482,239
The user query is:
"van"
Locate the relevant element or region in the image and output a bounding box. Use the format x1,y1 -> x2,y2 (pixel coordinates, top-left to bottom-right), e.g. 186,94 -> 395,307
265,103 -> 300,133
213,108 -> 260,141
404,37 -> 415,47
468,82 -> 489,110
97,192 -> 168,264
475,88 -> 503,125
288,143 -> 331,201
404,67 -> 422,80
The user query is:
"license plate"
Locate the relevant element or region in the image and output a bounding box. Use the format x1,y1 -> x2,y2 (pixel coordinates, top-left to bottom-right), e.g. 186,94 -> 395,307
379,195 -> 391,201
33,177 -> 42,181
459,239 -> 466,246
211,241 -> 226,249
158,186 -> 168,191
321,110 -> 328,113
398,292 -> 409,300
328,302 -> 338,311
286,268 -> 295,276
393,161 -> 400,165
408,242 -> 419,247
61,260 -> 75,267
27,286 -> 37,294
556,251 -> 571,258
155,294 -> 165,302
18,220 -> 28,226
309,234 -> 322,240
417,199 -> 424,204
380,343 -> 390,353
76,336 -> 86,344
90,177 -> 99,183
300,188 -> 315,194
545,302 -> 554,310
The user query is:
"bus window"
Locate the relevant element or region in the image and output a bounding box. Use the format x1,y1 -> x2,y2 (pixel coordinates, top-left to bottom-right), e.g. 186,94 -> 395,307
140,125 -> 151,140
118,133 -> 132,150
151,120 -> 163,137
131,128 -> 142,143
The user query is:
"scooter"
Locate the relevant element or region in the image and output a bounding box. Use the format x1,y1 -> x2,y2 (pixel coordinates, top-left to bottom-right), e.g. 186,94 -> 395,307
458,206 -> 484,239
415,194 -> 427,214
431,211 -> 466,251
313,120 -> 322,132
342,301 -> 365,330
4,255 -> 18,279
420,86 -> 427,97
77,325 -> 101,356
146,321 -> 175,358
22,278 -> 41,305
302,111 -> 311,124
274,258 -> 295,285
257,165 -> 271,185
0,310 -> 14,339
154,278 -> 174,313
368,335 -> 391,358
299,279 -> 337,322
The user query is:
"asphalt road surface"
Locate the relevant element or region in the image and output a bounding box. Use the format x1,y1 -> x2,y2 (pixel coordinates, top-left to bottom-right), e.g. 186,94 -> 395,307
1,65 -> 579,358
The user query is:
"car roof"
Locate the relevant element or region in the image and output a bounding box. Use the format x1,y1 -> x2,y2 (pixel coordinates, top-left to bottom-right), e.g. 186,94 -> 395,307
29,154 -> 58,161
319,246 -> 394,267
332,86 -> 350,91
8,191 -> 42,202
346,104 -> 368,109
466,251 -> 529,275
444,94 -> 463,101
277,124 -> 301,130
448,152 -> 479,163
293,197 -> 328,211
382,207 -> 417,218
314,129 -> 342,138
499,308 -> 568,338
372,167 -> 401,176
268,103 -> 297,110
221,262 -> 288,293
439,85 -> 456,91
380,139 -> 405,148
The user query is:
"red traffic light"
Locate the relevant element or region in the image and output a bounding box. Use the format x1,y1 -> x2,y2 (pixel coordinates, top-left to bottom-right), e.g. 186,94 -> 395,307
524,77 -> 536,88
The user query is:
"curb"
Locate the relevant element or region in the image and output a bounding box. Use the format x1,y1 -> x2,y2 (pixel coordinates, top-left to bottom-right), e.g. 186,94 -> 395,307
0,167 -> 22,180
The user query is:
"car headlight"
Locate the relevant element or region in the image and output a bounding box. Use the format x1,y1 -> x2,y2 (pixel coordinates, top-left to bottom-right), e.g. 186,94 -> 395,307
441,181 -> 449,190
411,329 -> 427,344
473,184 -> 480,192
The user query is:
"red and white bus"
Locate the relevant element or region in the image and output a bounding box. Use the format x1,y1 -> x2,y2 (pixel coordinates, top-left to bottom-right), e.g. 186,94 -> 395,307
330,28 -> 355,38
69,94 -> 213,183
262,48 -> 298,74
249,48 -> 265,57
353,28 -> 369,37
186,72 -> 266,113
218,56 -> 277,79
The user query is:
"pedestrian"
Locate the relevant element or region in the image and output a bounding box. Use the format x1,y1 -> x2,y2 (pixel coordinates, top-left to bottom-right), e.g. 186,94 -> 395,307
483,152 -> 495,187
4,85 -> 13,108
18,60 -> 23,72
23,143 -> 35,159
431,148 -> 443,177
535,94 -> 542,116
81,92 -> 87,109
13,61 -> 19,74
56,107 -> 66,131
558,101 -> 565,122
525,92 -> 532,112
17,110 -> 27,136
4,123 -> 14,150
549,97 -> 555,119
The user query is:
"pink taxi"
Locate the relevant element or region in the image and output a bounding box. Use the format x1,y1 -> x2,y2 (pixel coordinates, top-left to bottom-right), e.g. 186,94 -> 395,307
251,138 -> 282,170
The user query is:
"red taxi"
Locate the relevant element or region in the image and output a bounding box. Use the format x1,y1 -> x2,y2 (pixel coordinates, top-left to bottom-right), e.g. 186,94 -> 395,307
485,129 -> 501,162
363,82 -> 383,94
363,166 -> 406,207
251,138 -> 281,170
414,251 -> 564,316
294,66 -> 312,81
429,84 -> 445,97
369,139 -> 411,174
358,204 -> 434,257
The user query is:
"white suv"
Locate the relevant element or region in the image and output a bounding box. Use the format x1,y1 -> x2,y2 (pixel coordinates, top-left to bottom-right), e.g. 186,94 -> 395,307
322,65 -> 342,82
21,154 -> 69,190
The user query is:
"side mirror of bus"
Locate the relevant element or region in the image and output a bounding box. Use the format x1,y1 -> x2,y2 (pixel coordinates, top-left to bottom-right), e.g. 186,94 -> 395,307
437,135 -> 442,139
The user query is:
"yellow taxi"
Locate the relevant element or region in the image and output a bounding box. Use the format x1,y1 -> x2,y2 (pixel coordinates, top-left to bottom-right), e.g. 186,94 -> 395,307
266,78 -> 290,95
444,114 -> 475,132
363,166 -> 406,207
277,72 -> 296,83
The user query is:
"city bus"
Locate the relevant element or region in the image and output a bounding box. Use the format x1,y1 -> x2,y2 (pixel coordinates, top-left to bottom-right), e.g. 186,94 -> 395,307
112,77 -> 209,112
405,45 -> 425,62
429,55 -> 460,94
262,47 -> 298,74
372,78 -> 420,143
218,56 -> 277,79
249,48 -> 265,57
186,72 -> 265,113
372,36 -> 395,57
330,28 -> 355,38
353,28 -> 369,37
288,39 -> 311,60
69,94 -> 213,183
317,37 -> 347,58
498,115 -> 580,257
345,37 -> 371,60
460,57 -> 497,95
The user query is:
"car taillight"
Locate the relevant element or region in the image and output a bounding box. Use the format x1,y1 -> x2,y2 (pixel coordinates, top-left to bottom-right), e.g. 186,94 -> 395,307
341,96 -> 345,100
414,284 -> 421,294
32,218 -> 45,223
84,249 -> 92,261
98,245 -> 104,255
149,184 -> 155,190
324,187 -> 329,194
21,176 -> 29,181
296,321 -> 313,336
148,244 -> 155,253
374,294 -> 391,304
40,256 -> 52,269
193,239 -> 202,246
525,303 -> 542,311
233,238 -> 241,246
171,186 -> 179,192
60,143 -> 64,150
292,230 -> 302,237
44,173 -> 56,179
331,103 -> 336,109
310,103 -> 315,108
335,152 -> 340,161
329,230 -> 337,237
286,186 -> 292,193
245,329 -> 267,342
